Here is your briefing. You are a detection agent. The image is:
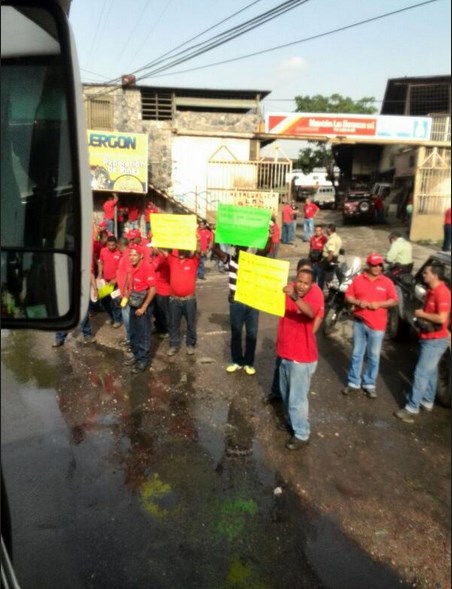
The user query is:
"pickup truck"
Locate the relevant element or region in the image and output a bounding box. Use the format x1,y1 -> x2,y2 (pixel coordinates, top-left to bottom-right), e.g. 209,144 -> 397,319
387,251 -> 451,406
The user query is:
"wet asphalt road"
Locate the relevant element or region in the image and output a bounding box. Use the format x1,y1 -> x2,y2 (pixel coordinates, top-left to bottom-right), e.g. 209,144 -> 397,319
1,212 -> 450,589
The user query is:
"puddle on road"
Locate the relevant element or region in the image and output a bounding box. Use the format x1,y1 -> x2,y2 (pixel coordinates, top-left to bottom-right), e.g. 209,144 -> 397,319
2,330 -> 414,589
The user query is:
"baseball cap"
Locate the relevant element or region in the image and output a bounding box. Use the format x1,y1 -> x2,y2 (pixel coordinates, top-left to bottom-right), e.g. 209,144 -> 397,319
366,252 -> 384,266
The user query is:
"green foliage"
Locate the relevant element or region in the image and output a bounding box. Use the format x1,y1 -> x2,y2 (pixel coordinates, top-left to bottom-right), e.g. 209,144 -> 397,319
293,93 -> 377,177
294,93 -> 377,115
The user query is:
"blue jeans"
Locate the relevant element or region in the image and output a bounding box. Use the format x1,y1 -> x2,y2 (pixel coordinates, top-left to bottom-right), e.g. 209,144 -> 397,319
303,218 -> 314,242
169,297 -> 197,348
197,254 -> 207,278
282,223 -> 293,244
406,338 -> 449,411
106,219 -> 114,234
279,359 -> 317,441
442,224 -> 451,251
347,320 -> 385,390
101,294 -> 123,324
271,356 -> 282,398
55,309 -> 92,343
121,304 -> 131,341
153,294 -> 170,334
229,300 -> 259,366
129,304 -> 152,365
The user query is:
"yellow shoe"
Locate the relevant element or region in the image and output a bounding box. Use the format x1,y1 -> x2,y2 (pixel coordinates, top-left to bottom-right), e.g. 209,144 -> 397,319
244,365 -> 256,376
226,363 -> 242,373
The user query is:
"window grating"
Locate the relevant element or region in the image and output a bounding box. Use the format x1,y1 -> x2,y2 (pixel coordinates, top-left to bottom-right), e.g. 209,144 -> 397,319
141,91 -> 173,121
86,97 -> 113,130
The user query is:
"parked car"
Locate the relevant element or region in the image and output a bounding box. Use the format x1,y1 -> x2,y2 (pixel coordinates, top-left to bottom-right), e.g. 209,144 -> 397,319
342,191 -> 375,224
312,185 -> 336,209
387,251 -> 451,406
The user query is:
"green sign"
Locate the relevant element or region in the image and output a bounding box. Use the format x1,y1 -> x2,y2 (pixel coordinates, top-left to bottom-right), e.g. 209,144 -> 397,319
215,204 -> 271,248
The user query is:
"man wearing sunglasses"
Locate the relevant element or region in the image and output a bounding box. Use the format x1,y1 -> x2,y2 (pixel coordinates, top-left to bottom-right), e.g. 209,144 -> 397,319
342,253 -> 398,398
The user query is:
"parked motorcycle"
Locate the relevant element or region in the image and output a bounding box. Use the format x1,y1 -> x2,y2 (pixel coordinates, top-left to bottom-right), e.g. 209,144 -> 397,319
322,254 -> 363,336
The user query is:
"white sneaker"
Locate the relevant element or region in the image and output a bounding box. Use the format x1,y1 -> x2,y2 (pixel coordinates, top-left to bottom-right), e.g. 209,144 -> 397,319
420,400 -> 434,411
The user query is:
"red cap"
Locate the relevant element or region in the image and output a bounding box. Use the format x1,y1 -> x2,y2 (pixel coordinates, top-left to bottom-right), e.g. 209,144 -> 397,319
129,244 -> 144,255
366,252 -> 384,266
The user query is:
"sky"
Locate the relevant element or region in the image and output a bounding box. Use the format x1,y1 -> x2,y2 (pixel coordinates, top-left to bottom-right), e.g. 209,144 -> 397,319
69,0 -> 451,157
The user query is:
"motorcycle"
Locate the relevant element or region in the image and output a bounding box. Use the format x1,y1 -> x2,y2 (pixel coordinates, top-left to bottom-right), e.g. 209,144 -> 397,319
322,254 -> 363,336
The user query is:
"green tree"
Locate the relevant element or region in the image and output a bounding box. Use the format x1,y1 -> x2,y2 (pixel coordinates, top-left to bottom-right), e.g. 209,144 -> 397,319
293,94 -> 377,188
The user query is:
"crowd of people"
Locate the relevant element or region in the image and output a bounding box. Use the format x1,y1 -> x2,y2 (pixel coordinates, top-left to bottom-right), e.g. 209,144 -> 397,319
54,193 -> 451,450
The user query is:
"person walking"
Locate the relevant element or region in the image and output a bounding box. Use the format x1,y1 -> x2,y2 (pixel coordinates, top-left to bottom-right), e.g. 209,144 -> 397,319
164,249 -> 200,357
281,200 -> 295,244
394,261 -> 450,423
309,224 -> 327,282
196,220 -> 213,280
98,235 -> 123,328
212,235 -> 271,376
123,245 -> 156,373
277,267 -> 324,450
342,253 -> 398,399
442,206 -> 451,252
302,197 -> 319,242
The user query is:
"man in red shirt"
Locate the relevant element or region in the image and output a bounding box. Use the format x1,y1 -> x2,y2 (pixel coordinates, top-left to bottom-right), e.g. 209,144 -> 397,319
196,220 -> 213,279
116,236 -> 132,346
163,249 -> 200,356
127,202 -> 141,230
98,236 -> 123,327
281,201 -> 295,244
151,250 -> 171,338
342,253 -> 398,398
442,206 -> 451,252
309,224 -> 327,281
102,193 -> 118,235
394,261 -> 450,422
145,201 -> 158,236
268,217 -> 281,259
302,197 -> 319,242
123,245 -> 156,372
277,267 -> 324,450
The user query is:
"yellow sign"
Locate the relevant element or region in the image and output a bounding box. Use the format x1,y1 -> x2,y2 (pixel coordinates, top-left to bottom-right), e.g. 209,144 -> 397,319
150,214 -> 197,251
235,251 -> 289,317
87,130 -> 148,193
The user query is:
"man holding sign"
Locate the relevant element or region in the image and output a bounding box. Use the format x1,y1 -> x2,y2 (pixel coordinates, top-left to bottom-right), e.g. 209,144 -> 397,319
277,268 -> 323,451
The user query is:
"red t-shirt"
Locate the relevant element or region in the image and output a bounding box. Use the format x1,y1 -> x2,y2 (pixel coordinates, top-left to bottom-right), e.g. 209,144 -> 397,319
103,200 -> 116,220
129,259 -> 156,293
151,253 -> 171,296
116,248 -> 132,295
276,285 -> 324,363
127,204 -> 140,222
420,282 -> 451,340
99,247 -> 121,282
282,204 -> 294,223
271,222 -> 281,245
309,234 -> 327,251
445,208 -> 451,225
167,254 -> 200,297
197,228 -> 213,253
346,272 -> 398,331
304,202 -> 319,219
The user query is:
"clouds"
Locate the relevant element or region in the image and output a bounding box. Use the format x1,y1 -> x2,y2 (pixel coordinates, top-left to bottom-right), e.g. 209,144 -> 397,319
275,56 -> 307,80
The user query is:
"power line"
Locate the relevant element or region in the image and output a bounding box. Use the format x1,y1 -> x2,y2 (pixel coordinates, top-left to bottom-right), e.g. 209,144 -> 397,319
145,0 -> 441,81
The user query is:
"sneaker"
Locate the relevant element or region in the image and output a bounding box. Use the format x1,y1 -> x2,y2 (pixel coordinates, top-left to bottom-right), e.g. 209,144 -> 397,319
420,400 -> 434,411
157,332 -> 169,339
226,363 -> 242,373
112,322 -> 122,329
131,362 -> 149,373
119,338 -> 130,347
285,436 -> 309,451
244,365 -> 256,376
52,340 -> 64,348
363,387 -> 377,399
105,319 -> 113,326
186,346 -> 195,356
167,347 -> 179,357
341,385 -> 360,396
394,408 -> 417,423
83,336 -> 95,344
123,357 -> 137,366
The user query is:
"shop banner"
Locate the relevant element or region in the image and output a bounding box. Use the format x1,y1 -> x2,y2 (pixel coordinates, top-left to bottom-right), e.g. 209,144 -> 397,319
235,251 -> 289,317
150,214 -> 197,251
215,204 -> 271,248
87,130 -> 148,193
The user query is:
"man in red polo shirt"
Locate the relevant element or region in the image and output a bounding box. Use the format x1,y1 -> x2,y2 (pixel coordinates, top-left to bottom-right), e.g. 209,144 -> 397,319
196,219 -> 213,279
127,202 -> 141,230
116,236 -> 132,346
277,267 -> 324,450
151,249 -> 171,338
281,200 -> 295,244
98,235 -> 123,327
123,245 -> 156,373
309,224 -> 327,281
302,196 -> 319,242
164,249 -> 200,357
342,252 -> 398,398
